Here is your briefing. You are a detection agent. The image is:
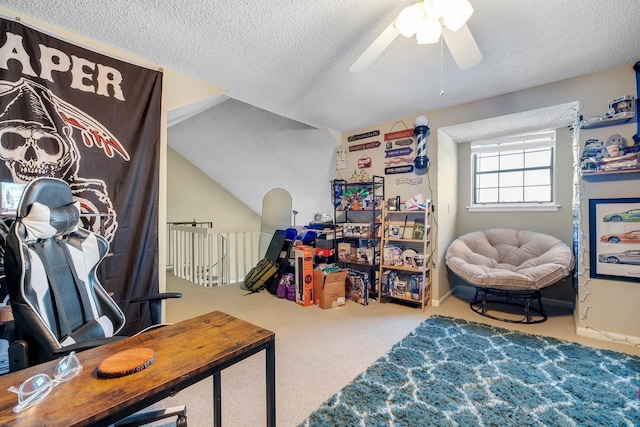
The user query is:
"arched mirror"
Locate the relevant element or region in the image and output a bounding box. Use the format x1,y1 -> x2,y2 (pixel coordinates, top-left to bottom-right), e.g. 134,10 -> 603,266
259,188 -> 292,258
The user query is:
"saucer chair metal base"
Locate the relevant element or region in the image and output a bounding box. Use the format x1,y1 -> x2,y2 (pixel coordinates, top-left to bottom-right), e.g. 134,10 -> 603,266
470,287 -> 547,324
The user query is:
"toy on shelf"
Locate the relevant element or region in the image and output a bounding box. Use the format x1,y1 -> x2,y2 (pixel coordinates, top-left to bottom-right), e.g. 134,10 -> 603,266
348,169 -> 370,183
580,133 -> 640,174
404,194 -> 428,211
580,95 -> 636,129
342,186 -> 369,210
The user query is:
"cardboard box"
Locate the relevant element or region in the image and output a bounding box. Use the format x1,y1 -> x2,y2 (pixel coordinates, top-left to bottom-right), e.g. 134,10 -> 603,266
295,245 -> 314,306
313,269 -> 347,309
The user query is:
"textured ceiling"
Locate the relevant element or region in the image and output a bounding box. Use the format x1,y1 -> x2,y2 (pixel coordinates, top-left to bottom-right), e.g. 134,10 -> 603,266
3,1 -> 640,132
442,102 -> 580,143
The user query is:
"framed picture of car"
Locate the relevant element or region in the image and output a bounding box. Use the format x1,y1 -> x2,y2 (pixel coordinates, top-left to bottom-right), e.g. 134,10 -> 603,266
589,197 -> 640,282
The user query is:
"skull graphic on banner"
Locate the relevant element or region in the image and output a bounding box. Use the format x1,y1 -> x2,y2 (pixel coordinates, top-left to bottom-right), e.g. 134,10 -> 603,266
0,78 -> 130,242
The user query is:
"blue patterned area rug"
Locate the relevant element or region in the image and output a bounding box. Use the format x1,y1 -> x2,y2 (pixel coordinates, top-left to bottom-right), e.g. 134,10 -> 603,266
300,315 -> 640,427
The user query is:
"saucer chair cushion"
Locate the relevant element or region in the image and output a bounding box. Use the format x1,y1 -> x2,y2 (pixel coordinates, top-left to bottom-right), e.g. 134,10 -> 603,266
445,228 -> 574,291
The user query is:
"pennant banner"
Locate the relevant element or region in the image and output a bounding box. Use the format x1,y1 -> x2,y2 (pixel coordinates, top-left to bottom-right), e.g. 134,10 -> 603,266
0,18 -> 162,333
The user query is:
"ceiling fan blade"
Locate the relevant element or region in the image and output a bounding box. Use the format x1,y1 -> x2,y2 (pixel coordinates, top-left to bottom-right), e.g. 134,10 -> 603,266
442,24 -> 482,70
349,22 -> 400,73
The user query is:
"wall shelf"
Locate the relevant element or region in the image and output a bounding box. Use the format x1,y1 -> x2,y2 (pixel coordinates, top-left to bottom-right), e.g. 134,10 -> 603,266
582,168 -> 640,180
579,112 -> 635,129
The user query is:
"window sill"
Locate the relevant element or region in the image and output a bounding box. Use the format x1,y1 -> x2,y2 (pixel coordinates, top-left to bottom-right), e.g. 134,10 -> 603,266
467,204 -> 561,212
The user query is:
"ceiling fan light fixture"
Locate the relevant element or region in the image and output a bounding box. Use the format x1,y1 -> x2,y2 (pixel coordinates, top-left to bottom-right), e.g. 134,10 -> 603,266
416,17 -> 442,44
422,0 -> 449,19
395,3 -> 425,37
442,0 -> 473,32
349,0 -> 481,72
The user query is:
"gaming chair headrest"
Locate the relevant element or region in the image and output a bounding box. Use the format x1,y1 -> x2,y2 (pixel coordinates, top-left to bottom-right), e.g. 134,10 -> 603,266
17,177 -> 74,217
22,201 -> 80,242
17,178 -> 80,242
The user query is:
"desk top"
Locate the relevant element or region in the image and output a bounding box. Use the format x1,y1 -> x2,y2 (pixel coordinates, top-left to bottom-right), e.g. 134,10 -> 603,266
0,311 -> 275,426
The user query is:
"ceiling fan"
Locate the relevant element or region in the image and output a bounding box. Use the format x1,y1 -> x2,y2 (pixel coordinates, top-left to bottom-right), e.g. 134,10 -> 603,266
349,0 -> 482,72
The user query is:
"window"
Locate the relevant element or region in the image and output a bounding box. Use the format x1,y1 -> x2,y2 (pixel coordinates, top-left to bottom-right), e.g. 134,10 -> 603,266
470,130 -> 558,211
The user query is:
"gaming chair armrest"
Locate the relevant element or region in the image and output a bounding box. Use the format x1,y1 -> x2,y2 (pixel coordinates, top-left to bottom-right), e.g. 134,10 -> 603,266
130,293 -> 183,325
130,293 -> 183,303
51,336 -> 127,357
9,336 -> 127,372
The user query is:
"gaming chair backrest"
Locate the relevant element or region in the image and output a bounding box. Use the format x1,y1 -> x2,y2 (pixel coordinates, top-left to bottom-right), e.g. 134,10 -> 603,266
4,177 -> 125,366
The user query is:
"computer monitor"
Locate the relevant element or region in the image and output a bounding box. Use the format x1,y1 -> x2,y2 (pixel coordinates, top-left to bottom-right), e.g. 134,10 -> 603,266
0,182 -> 26,216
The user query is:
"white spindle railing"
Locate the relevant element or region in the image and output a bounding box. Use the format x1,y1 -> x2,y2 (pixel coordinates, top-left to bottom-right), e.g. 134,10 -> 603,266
169,224 -> 260,287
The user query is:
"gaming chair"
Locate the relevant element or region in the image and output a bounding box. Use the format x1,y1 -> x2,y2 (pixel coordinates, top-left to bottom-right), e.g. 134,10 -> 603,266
3,177 -> 181,371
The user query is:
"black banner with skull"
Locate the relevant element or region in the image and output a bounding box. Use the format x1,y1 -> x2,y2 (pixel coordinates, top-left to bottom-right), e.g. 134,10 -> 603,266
0,18 -> 162,334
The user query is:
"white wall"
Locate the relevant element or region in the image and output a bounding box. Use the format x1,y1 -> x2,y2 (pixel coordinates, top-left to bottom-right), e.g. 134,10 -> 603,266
434,130 -> 458,304
341,64 -> 640,345
167,146 -> 260,228
454,125 -> 575,303
578,112 -> 639,342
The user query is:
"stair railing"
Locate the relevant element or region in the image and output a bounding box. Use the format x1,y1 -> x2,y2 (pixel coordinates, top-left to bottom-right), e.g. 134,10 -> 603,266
168,223 -> 260,287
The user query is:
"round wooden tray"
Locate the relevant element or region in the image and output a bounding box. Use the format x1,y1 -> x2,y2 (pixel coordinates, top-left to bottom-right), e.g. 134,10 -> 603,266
97,347 -> 156,378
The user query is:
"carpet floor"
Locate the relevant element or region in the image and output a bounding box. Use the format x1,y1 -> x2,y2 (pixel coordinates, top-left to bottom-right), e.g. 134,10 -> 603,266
158,275 -> 640,426
300,315 -> 640,427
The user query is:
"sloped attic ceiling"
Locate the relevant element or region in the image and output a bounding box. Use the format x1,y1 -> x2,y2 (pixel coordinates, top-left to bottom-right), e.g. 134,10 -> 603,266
168,98 -> 338,225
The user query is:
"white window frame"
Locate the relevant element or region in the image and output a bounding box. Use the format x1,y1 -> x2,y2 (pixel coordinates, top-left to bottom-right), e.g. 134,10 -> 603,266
468,129 -> 560,212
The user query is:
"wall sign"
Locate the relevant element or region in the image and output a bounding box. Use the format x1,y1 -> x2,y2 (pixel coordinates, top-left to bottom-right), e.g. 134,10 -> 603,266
349,141 -> 381,152
384,129 -> 414,175
385,165 -> 414,174
358,156 -> 372,168
396,177 -> 423,185
384,129 -> 413,142
385,147 -> 413,158
347,130 -> 380,142
385,138 -> 413,149
348,130 -> 380,142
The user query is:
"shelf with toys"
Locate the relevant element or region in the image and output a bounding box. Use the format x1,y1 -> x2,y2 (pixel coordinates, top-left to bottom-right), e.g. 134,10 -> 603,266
580,95 -> 640,178
378,194 -> 431,312
332,175 -> 384,305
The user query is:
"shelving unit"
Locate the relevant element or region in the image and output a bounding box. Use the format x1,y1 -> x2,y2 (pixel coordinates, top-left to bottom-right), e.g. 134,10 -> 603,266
332,176 -> 384,305
580,97 -> 640,178
378,203 -> 431,311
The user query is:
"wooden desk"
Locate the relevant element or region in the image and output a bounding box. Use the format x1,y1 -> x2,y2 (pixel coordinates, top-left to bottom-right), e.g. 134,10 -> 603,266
0,311 -> 276,426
